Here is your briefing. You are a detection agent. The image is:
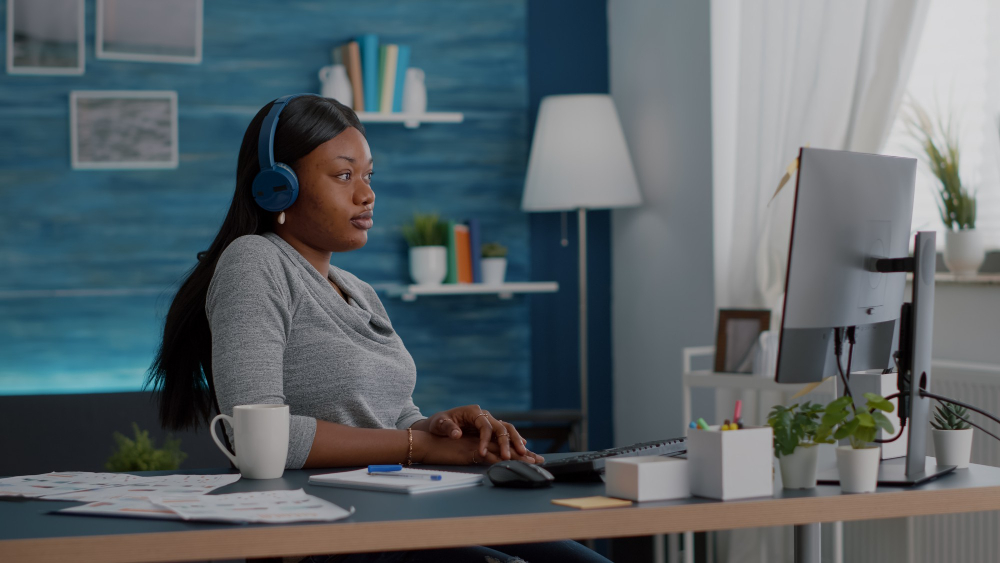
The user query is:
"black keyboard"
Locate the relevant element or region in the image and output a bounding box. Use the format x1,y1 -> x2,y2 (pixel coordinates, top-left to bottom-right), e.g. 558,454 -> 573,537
540,437 -> 687,482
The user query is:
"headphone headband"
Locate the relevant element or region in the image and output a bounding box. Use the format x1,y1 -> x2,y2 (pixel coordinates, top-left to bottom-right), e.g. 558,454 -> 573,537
257,94 -> 301,171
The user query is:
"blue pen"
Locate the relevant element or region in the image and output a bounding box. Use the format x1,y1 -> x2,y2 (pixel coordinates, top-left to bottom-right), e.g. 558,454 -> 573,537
368,465 -> 403,472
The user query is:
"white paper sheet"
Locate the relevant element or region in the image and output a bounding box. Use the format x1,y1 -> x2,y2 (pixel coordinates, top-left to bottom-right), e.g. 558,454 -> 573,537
152,489 -> 355,524
43,474 -> 241,501
58,494 -> 183,520
0,472 -> 148,498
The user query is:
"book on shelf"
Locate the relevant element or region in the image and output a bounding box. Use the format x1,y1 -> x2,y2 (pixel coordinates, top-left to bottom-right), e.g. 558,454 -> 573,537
466,219 -> 483,283
342,41 -> 364,112
392,45 -> 411,113
454,224 -> 473,283
445,220 -> 458,284
379,44 -> 399,113
358,34 -> 379,113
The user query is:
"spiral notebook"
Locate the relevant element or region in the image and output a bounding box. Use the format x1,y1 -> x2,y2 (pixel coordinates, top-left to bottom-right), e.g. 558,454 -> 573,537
309,468 -> 483,494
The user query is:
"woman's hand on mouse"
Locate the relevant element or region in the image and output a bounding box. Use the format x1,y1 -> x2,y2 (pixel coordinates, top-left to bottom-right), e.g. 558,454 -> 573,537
411,430 -> 541,466
414,405 -> 543,463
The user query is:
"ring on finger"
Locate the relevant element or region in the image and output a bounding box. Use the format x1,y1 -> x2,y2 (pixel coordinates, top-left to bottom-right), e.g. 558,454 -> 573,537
475,412 -> 490,423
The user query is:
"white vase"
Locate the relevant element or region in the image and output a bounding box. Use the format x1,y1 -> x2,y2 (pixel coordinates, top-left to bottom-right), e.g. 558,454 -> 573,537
836,446 -> 880,493
402,68 -> 427,127
779,444 -> 819,489
409,246 -> 447,286
481,257 -> 507,285
944,229 -> 985,276
933,428 -> 973,469
319,64 -> 353,107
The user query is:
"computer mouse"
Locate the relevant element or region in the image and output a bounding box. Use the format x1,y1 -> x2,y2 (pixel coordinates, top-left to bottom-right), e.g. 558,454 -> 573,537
486,460 -> 555,488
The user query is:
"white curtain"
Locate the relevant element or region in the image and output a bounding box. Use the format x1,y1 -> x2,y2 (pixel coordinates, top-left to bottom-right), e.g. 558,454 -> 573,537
710,0 -> 930,562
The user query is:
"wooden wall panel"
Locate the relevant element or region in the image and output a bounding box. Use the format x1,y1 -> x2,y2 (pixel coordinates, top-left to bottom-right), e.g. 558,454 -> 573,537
0,0 -> 531,415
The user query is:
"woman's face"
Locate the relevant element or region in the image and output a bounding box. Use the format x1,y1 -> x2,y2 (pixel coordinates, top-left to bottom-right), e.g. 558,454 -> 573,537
282,127 -> 375,253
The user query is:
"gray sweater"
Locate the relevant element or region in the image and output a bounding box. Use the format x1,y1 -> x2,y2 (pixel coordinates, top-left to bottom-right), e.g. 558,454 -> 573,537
206,232 -> 424,469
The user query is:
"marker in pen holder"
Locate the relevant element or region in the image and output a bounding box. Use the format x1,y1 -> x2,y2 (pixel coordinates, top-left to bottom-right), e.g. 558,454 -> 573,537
686,424 -> 773,500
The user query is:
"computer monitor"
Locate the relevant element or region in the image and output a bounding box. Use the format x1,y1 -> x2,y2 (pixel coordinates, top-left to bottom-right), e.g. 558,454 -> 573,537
776,148 -> 915,384
775,147 -> 950,486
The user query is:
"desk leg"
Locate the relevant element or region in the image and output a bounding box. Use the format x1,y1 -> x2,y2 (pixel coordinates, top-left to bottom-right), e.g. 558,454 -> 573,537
794,523 -> 820,563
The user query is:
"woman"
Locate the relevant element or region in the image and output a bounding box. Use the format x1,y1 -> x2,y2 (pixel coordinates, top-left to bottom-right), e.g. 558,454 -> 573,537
147,95 -> 611,563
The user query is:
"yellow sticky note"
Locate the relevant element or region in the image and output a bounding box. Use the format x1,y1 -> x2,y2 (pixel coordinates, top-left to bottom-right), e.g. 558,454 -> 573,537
551,496 -> 633,510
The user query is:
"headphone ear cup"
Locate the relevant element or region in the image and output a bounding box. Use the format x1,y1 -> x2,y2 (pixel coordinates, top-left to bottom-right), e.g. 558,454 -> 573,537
252,162 -> 299,212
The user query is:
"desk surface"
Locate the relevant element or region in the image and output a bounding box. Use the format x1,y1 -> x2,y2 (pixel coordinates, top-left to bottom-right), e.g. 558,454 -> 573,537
4,459 -> 1000,563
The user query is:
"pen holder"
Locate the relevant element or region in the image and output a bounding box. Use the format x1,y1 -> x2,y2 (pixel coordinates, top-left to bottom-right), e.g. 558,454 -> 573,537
687,426 -> 773,500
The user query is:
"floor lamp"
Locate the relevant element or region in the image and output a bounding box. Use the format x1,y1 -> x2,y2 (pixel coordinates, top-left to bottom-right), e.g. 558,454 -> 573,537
521,94 -> 642,451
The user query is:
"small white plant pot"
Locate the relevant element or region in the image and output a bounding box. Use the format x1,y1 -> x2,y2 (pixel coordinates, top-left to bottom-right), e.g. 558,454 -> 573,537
836,446 -> 880,493
779,444 -> 819,489
481,257 -> 507,285
944,229 -> 985,276
933,428 -> 973,469
409,246 -> 447,286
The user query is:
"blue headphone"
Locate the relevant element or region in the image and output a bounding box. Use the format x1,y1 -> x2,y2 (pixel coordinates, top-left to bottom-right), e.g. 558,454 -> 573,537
252,94 -> 310,212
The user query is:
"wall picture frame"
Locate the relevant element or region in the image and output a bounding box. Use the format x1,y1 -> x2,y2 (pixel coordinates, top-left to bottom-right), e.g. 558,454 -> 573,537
70,90 -> 179,170
96,0 -> 203,64
714,309 -> 771,374
6,0 -> 85,75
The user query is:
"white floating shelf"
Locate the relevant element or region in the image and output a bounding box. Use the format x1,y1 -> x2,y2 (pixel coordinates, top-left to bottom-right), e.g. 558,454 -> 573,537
382,282 -> 558,301
356,112 -> 464,128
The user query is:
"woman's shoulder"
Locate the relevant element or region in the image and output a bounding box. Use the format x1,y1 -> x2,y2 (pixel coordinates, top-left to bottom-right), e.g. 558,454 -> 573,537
208,235 -> 292,306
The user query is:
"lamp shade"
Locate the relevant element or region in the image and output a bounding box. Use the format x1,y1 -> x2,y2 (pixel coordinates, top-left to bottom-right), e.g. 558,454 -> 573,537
521,94 -> 642,212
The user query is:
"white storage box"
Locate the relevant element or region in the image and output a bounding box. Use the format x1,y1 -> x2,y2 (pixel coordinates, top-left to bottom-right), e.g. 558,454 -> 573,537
687,426 -> 774,500
605,456 -> 690,502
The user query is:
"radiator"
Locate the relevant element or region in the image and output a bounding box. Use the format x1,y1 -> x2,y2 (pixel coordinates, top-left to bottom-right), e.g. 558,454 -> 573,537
844,360 -> 1000,563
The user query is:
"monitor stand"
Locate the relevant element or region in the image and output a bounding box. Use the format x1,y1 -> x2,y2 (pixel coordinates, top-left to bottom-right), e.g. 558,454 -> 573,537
817,457 -> 955,487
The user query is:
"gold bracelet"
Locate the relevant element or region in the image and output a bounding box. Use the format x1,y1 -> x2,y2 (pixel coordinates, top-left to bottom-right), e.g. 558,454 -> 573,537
406,428 -> 414,466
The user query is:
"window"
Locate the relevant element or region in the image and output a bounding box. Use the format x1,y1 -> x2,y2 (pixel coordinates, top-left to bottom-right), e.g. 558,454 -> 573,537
883,0 -> 1000,249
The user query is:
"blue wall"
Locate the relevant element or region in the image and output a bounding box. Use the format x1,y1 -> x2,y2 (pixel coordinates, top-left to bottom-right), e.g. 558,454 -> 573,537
527,0 -> 614,450
0,1 -> 534,415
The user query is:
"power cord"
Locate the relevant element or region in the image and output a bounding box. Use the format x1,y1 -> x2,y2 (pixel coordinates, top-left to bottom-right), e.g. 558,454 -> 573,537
834,327 -> 855,399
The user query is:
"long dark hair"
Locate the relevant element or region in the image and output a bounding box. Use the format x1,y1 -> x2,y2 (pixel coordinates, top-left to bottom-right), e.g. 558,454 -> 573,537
146,95 -> 365,431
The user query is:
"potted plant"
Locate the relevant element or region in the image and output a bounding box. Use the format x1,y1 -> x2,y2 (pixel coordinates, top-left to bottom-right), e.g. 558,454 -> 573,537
931,403 -> 974,469
402,213 -> 449,286
105,423 -> 186,472
767,401 -> 825,489
481,242 -> 508,285
905,101 -> 982,275
814,393 -> 895,493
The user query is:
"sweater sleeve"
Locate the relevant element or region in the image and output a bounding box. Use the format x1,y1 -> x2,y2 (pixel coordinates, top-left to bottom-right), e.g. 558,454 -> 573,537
396,396 -> 425,430
206,236 -> 317,469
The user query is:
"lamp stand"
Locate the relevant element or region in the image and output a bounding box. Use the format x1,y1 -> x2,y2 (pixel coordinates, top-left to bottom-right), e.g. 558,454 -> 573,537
577,207 -> 589,452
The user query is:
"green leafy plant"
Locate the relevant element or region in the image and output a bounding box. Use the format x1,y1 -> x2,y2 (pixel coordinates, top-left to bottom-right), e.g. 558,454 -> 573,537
401,213 -> 448,247
815,393 -> 895,450
481,242 -> 507,258
931,403 -> 971,430
904,100 -> 977,231
767,401 -> 825,458
105,423 -> 187,472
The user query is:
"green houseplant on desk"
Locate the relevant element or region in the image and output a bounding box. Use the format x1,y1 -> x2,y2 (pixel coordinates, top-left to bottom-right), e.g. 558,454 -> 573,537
931,403 -> 974,469
815,393 -> 895,493
768,402 -> 824,489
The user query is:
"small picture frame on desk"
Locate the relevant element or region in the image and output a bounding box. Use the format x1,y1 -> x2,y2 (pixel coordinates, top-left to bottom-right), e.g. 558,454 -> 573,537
714,309 -> 770,373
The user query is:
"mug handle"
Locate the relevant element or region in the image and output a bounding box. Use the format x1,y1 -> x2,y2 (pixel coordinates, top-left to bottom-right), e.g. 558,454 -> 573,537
210,414 -> 239,468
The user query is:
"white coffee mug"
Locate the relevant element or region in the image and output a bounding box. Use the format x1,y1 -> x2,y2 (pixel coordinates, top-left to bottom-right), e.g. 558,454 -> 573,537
210,404 -> 290,479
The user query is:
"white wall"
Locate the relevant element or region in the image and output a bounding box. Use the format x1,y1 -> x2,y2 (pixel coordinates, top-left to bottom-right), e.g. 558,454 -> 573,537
608,0 -> 716,445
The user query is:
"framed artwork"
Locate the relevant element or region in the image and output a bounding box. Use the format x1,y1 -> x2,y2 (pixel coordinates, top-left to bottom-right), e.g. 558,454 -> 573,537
714,309 -> 771,374
6,0 -> 85,75
70,91 -> 179,170
96,0 -> 203,64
